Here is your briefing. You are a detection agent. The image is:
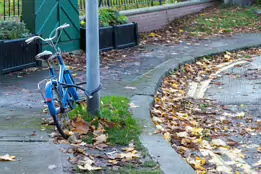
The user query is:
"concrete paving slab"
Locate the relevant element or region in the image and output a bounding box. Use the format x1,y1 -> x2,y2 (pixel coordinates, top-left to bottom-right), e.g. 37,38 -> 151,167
130,95 -> 195,174
0,142 -> 71,174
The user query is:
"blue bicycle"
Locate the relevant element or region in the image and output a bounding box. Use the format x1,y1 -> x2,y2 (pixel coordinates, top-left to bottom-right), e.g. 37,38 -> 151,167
26,24 -> 101,139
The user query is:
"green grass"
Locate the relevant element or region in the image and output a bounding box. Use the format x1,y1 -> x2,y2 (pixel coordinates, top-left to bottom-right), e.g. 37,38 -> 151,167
69,96 -> 141,146
77,168 -> 162,174
107,168 -> 162,174
141,160 -> 158,168
187,6 -> 260,34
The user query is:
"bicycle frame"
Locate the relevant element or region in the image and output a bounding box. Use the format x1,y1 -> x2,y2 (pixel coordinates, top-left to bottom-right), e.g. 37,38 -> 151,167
27,24 -> 101,119
45,54 -> 79,116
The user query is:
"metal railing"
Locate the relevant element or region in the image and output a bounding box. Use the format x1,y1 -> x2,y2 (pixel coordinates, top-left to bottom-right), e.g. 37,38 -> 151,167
2,0 -> 21,20
78,0 -> 163,12
0,0 -> 163,21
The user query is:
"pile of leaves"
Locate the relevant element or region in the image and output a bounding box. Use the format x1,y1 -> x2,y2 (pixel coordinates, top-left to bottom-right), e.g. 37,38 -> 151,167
49,115 -> 141,172
43,97 -> 161,173
151,48 -> 261,173
142,5 -> 261,45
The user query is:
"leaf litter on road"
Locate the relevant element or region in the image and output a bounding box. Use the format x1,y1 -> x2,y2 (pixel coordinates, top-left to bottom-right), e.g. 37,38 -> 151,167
46,105 -> 142,172
152,48 -> 261,173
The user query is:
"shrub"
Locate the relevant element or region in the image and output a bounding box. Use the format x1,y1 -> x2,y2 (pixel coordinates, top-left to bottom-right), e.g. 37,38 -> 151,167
165,0 -> 178,4
0,21 -> 30,40
80,8 -> 128,28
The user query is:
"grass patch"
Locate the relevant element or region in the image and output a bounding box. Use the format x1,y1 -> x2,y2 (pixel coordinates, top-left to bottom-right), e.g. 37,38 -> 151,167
187,6 -> 260,34
107,168 -> 162,174
141,160 -> 158,168
69,96 -> 141,146
77,168 -> 162,174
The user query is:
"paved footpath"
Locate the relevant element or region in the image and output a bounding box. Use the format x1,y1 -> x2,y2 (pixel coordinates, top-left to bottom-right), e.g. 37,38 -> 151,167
1,33 -> 261,173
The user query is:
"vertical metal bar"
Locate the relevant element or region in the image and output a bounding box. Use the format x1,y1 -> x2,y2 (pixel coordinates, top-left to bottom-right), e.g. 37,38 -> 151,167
13,0 -> 15,17
86,0 -> 100,114
18,0 -> 20,18
159,0 -> 162,5
124,0 -> 127,10
9,0 -> 10,17
4,0 -> 6,20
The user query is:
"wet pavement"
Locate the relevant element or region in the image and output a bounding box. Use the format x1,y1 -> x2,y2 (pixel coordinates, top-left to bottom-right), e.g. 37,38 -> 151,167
205,57 -> 261,171
1,33 -> 261,173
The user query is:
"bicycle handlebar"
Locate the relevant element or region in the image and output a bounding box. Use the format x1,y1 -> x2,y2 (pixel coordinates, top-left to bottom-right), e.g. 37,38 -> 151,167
25,23 -> 70,44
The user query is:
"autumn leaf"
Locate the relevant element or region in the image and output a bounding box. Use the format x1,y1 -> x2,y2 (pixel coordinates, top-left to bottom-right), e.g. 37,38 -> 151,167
176,132 -> 188,138
48,164 -> 57,170
122,147 -> 135,152
78,163 -> 102,171
164,132 -> 171,141
94,134 -> 107,146
155,124 -> 164,131
152,117 -> 162,123
71,116 -> 89,135
117,152 -> 140,161
211,139 -> 227,147
108,160 -> 118,165
191,128 -> 203,135
0,154 -> 16,161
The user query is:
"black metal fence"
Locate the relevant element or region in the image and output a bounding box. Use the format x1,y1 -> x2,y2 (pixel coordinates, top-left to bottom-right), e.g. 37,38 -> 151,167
1,0 -> 21,21
79,0 -> 163,12
0,0 -> 163,21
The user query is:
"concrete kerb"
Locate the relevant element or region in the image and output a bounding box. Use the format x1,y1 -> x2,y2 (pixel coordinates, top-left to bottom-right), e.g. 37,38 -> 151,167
129,43 -> 261,174
119,0 -> 215,16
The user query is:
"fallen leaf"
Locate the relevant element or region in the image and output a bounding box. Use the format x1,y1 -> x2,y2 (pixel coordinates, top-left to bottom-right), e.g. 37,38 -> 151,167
48,164 -> 57,170
164,132 -> 171,141
94,134 -> 107,145
122,147 -> 135,152
124,86 -> 137,90
156,124 -> 164,131
152,117 -> 162,123
71,116 -> 89,135
176,132 -> 188,138
78,163 -> 102,171
6,116 -> 11,120
191,128 -> 203,135
68,134 -> 82,144
129,103 -> 139,108
253,159 -> 261,167
108,160 -> 118,165
0,154 -> 16,161
211,139 -> 227,147
117,152 -> 140,161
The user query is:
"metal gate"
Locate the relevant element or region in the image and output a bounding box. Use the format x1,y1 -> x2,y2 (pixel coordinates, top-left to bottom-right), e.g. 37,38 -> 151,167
22,0 -> 80,52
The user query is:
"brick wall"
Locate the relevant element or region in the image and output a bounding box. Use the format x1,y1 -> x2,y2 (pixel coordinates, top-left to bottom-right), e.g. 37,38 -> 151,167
126,2 -> 216,32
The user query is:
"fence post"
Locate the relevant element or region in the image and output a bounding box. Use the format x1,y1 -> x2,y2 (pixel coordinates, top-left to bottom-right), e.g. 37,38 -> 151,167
159,0 -> 162,5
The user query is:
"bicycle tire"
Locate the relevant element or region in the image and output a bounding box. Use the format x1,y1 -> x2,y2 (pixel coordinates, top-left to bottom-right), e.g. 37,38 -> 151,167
53,113 -> 68,139
51,86 -> 71,139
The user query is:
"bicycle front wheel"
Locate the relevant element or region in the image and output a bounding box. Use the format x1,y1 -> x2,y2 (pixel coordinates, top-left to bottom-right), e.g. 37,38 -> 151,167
50,86 -> 71,139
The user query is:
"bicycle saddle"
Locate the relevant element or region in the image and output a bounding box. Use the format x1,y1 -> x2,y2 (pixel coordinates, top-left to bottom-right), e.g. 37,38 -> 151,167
35,51 -> 53,61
